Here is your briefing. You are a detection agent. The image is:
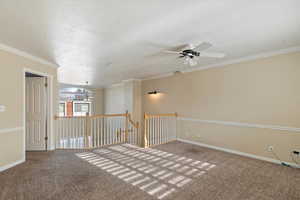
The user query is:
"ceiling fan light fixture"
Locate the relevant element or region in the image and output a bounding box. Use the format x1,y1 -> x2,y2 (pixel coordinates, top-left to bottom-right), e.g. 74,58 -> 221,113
160,42 -> 225,66
189,59 -> 197,66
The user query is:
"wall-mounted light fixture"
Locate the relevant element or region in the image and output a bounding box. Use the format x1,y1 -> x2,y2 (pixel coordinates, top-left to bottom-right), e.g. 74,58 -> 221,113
147,90 -> 160,95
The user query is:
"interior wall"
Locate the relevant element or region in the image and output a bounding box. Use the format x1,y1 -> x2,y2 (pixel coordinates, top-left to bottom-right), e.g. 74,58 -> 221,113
104,80 -> 142,123
0,49 -> 58,170
104,84 -> 125,114
132,80 -> 142,123
91,88 -> 104,115
142,52 -> 300,164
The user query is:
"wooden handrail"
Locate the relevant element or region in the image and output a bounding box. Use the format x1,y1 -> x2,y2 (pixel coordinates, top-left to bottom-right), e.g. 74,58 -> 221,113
55,111 -> 142,148
128,113 -> 139,129
125,111 -> 129,143
144,113 -> 178,119
54,116 -> 86,119
90,113 -> 128,118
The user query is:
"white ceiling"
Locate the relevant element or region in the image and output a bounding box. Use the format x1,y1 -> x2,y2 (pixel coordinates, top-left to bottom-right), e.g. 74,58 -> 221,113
0,0 -> 300,87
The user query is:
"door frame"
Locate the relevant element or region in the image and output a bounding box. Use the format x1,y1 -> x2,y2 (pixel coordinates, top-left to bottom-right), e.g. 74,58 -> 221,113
23,68 -> 54,154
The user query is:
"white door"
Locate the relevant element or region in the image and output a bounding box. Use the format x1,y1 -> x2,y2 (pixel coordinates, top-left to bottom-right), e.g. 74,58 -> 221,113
26,77 -> 48,151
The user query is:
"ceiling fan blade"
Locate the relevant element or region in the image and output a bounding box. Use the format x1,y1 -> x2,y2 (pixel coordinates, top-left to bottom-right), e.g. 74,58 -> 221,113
145,42 -> 169,49
200,51 -> 225,58
170,44 -> 189,51
191,42 -> 212,51
148,42 -> 189,51
163,50 -> 180,54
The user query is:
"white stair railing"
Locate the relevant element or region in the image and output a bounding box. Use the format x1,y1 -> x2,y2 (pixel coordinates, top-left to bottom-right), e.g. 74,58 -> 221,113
55,113 -> 140,149
127,114 -> 140,146
55,116 -> 86,149
143,113 -> 177,148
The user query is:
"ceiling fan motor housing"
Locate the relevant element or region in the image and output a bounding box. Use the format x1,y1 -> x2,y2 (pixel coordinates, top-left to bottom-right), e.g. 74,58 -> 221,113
181,49 -> 200,58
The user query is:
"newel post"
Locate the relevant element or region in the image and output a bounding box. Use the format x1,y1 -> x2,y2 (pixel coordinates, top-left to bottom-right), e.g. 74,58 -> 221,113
125,110 -> 129,143
85,112 -> 91,148
143,113 -> 148,148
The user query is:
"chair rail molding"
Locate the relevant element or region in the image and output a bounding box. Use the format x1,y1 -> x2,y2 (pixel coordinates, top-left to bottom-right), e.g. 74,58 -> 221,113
178,117 -> 300,133
0,127 -> 24,134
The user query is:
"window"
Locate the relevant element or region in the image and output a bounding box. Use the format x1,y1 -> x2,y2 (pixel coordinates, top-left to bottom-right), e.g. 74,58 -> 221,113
59,103 -> 66,116
73,102 -> 91,116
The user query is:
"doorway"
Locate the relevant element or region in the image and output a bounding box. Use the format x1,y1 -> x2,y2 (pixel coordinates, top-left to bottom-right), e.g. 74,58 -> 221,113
25,71 -> 50,151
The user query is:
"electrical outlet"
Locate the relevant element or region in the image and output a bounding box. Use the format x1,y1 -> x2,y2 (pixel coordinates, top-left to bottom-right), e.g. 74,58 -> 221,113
0,105 -> 5,112
267,146 -> 274,152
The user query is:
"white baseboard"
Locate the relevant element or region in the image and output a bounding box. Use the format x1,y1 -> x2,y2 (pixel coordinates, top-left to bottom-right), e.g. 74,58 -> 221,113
177,138 -> 299,169
0,158 -> 26,172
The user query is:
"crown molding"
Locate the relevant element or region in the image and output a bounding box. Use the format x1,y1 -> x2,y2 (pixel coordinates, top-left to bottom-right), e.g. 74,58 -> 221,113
0,43 -> 59,68
142,72 -> 174,81
143,46 -> 300,81
122,78 -> 142,83
105,79 -> 142,89
105,82 -> 125,89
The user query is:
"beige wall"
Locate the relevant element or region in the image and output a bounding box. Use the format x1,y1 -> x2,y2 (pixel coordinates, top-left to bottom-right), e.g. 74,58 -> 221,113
0,49 -> 58,168
142,52 -> 300,163
132,80 -> 142,123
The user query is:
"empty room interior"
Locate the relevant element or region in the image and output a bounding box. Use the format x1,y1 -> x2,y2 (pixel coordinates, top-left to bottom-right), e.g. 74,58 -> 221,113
1,1 -> 300,200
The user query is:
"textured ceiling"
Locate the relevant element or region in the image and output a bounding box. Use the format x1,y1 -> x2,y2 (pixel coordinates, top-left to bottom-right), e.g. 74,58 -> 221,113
0,0 -> 300,87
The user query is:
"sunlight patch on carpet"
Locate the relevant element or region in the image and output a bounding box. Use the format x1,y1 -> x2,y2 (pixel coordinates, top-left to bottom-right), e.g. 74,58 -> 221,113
76,144 -> 216,199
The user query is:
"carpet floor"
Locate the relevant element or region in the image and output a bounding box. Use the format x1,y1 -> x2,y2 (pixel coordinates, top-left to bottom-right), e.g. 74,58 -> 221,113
0,141 -> 299,200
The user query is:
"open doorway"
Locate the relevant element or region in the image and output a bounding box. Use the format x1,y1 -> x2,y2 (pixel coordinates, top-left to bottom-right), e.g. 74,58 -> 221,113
25,71 -> 50,151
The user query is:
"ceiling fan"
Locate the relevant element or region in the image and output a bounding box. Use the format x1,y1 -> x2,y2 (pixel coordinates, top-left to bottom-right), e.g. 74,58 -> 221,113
162,42 -> 225,66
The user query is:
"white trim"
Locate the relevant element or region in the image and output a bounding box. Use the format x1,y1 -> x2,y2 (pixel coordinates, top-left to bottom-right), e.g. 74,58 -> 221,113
0,127 -> 24,134
108,82 -> 124,88
72,101 -> 92,116
23,70 -> 26,158
122,79 -> 142,83
143,72 -> 174,81
59,101 -> 67,117
0,43 -> 58,68
48,76 -> 54,150
105,79 -> 142,89
24,68 -> 54,153
178,117 -> 300,133
24,68 -> 54,78
142,46 -> 300,81
177,139 -> 299,168
105,79 -> 143,89
0,157 -> 26,172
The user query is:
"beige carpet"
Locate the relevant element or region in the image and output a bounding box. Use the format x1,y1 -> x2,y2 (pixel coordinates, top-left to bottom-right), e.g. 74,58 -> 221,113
0,141 -> 299,200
